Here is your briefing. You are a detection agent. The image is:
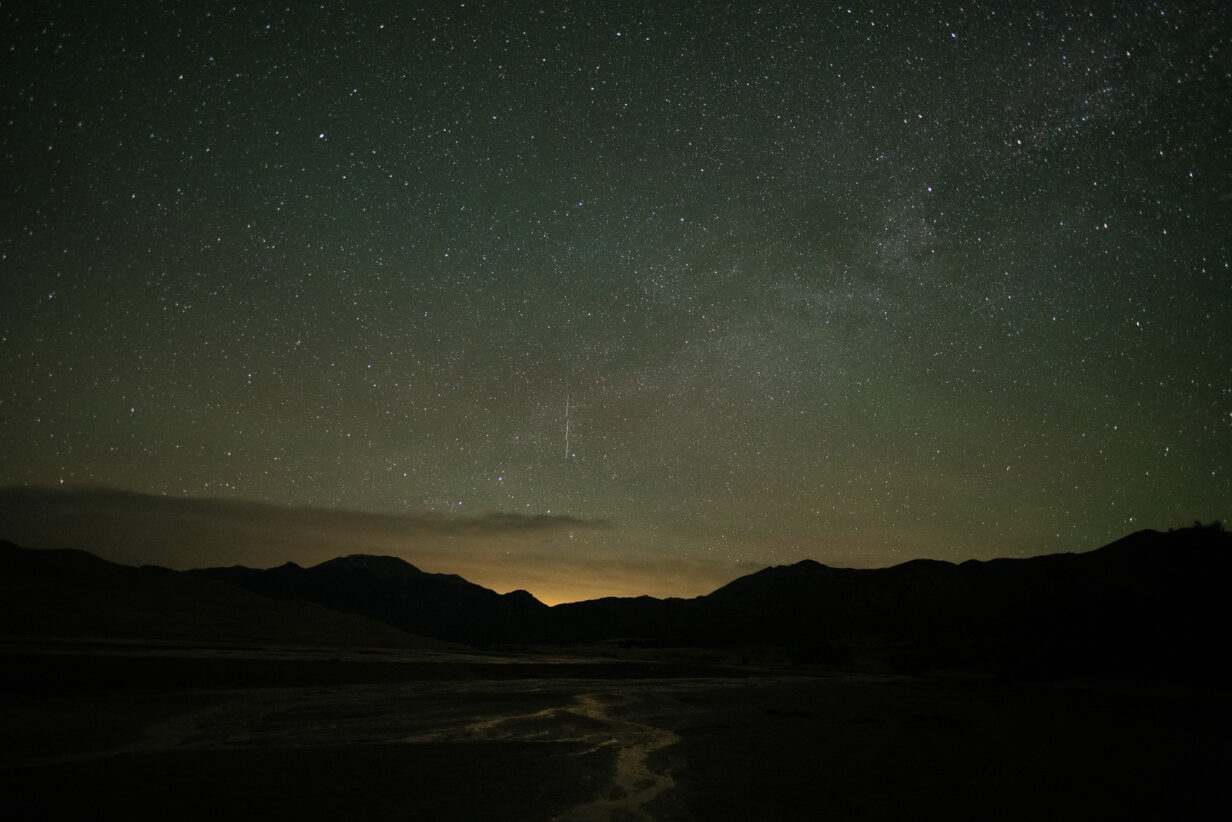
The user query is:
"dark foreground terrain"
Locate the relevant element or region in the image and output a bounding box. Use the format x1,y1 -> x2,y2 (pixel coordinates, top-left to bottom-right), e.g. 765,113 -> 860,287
3,640 -> 1228,821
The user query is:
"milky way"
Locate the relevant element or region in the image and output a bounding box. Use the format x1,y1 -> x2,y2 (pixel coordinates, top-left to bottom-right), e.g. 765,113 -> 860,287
2,2 -> 1229,603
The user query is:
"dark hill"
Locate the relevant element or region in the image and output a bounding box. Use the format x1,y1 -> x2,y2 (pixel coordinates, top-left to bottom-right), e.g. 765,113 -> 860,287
548,595 -> 691,644
192,553 -> 550,646
543,526 -> 1232,679
0,540 -> 438,649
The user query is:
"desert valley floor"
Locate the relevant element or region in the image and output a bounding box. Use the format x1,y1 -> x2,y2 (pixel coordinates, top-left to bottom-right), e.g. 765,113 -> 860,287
3,640 -> 1228,821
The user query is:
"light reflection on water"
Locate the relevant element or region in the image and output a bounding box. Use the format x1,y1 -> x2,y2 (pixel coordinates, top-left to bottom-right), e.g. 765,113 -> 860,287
24,671 -> 759,820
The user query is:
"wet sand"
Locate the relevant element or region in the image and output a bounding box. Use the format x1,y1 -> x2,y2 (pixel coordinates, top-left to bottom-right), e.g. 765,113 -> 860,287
2,643 -> 1228,820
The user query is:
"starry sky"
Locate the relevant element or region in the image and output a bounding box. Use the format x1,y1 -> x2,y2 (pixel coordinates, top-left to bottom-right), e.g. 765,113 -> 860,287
2,2 -> 1230,605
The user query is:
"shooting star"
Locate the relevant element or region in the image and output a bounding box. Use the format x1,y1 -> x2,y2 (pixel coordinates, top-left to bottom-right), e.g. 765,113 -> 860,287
564,388 -> 570,459
971,293 -> 1013,313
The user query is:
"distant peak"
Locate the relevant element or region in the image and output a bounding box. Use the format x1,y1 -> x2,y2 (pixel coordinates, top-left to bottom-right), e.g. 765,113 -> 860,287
760,558 -> 831,574
503,588 -> 549,609
315,554 -> 421,573
888,557 -> 957,571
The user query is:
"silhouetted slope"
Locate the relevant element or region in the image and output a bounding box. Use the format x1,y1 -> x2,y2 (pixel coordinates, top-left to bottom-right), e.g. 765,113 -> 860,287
545,526 -> 1232,678
6,526 -> 1227,680
548,595 -> 692,644
0,540 -> 437,648
193,554 -> 550,646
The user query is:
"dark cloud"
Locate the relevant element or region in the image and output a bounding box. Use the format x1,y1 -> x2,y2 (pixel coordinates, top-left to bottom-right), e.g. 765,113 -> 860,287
0,486 -> 605,537
429,510 -> 611,534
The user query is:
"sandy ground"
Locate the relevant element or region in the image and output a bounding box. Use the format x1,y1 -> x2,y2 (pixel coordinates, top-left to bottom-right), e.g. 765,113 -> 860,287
2,644 -> 1228,820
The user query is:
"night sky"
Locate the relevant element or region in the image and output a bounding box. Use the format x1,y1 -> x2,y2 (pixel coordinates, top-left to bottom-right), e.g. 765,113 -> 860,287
2,2 -> 1230,604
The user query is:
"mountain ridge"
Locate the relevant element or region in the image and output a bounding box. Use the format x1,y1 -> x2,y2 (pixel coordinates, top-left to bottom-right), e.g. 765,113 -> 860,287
192,551 -> 551,646
0,539 -> 443,649
4,525 -> 1228,681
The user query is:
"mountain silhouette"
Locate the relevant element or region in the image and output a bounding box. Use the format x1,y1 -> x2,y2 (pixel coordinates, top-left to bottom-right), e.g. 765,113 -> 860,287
192,553 -> 550,646
0,540 -> 439,649
673,525 -> 1232,676
4,525 -> 1228,681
